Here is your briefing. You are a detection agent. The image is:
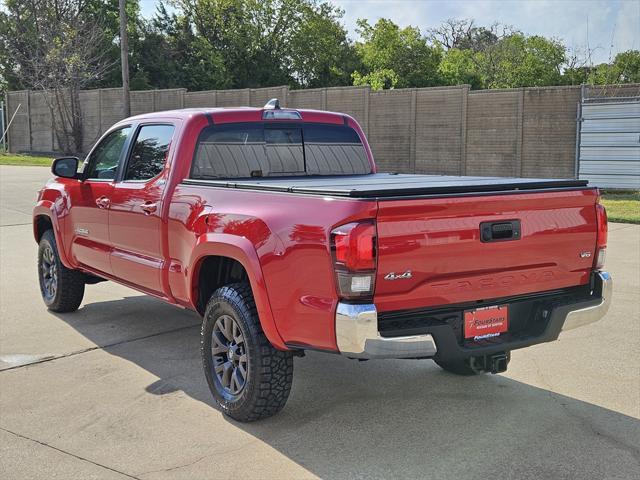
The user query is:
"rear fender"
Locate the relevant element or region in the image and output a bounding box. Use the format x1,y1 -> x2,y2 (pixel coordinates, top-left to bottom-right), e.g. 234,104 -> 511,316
189,233 -> 287,350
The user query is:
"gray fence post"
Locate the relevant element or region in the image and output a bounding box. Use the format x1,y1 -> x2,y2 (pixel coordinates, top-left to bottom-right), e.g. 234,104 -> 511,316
409,89 -> 417,173
515,87 -> 525,177
1,98 -> 5,152
460,85 -> 469,175
363,86 -> 370,137
574,85 -> 585,179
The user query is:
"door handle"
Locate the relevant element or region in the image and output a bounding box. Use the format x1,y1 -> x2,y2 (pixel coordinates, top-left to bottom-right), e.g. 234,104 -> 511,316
140,202 -> 157,215
96,196 -> 110,209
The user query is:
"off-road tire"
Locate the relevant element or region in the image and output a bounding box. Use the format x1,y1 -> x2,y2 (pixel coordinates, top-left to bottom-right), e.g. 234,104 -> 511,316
201,283 -> 294,422
38,230 -> 85,312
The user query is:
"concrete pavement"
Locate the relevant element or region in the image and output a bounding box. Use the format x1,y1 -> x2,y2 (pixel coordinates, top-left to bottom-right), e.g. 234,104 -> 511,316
1,165 -> 638,479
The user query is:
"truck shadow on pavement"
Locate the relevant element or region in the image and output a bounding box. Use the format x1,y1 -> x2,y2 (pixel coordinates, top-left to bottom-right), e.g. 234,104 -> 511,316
54,295 -> 640,480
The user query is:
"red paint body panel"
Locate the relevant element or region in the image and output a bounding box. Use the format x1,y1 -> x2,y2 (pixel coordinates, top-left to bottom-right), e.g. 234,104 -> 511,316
374,190 -> 598,312
167,186 -> 376,350
33,106 -> 600,354
67,181 -> 114,275
108,175 -> 166,295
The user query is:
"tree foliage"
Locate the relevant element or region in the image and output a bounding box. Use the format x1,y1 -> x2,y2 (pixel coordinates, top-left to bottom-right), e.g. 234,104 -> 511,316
586,50 -> 640,85
1,3 -> 638,97
133,3 -> 231,90
0,0 -> 116,152
477,34 -> 566,88
352,19 -> 441,89
173,0 -> 356,88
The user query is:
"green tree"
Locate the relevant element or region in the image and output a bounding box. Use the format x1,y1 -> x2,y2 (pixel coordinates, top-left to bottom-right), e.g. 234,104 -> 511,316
352,19 -> 442,89
134,3 -> 231,90
613,50 -> 640,83
586,50 -> 640,85
430,19 -> 567,89
176,0 -> 353,89
288,2 -> 360,88
438,48 -> 482,89
86,0 -> 142,89
0,0 -> 143,92
478,34 -> 565,88
0,0 -> 117,152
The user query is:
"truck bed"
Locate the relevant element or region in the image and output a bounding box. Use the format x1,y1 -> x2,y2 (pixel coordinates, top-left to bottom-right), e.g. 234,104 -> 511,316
182,173 -> 589,198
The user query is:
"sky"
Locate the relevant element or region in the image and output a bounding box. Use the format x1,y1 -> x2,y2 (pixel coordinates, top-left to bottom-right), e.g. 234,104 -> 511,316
140,0 -> 640,65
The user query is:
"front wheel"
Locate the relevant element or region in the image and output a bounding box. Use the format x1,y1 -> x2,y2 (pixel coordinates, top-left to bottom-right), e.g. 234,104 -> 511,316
38,230 -> 85,312
201,283 -> 294,422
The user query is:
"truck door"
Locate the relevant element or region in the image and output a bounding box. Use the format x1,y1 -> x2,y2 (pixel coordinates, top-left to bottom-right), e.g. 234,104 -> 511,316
108,123 -> 175,295
69,126 -> 132,275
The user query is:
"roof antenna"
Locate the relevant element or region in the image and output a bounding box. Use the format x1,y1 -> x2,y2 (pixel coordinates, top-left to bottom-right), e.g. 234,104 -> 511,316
264,98 -> 281,110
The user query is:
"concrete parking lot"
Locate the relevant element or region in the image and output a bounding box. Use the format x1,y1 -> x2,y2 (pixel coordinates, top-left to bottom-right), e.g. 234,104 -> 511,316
0,165 -> 638,480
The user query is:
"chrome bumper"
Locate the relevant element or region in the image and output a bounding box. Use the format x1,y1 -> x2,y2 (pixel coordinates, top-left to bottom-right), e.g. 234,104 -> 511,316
335,303 -> 437,359
561,271 -> 613,332
335,271 -> 612,359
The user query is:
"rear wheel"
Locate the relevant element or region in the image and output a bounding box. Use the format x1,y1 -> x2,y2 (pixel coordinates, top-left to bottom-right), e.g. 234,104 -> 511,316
201,283 -> 294,422
37,230 -> 85,312
435,352 -> 511,376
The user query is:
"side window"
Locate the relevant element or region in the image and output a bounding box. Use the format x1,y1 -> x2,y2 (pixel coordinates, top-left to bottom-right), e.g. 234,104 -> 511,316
84,127 -> 131,180
303,124 -> 370,175
124,125 -> 175,181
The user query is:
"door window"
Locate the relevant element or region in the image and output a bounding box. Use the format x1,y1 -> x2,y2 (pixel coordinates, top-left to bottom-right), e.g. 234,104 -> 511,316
124,125 -> 175,181
84,127 -> 131,180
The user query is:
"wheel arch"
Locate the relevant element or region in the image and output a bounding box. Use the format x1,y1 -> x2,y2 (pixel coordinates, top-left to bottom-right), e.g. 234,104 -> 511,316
189,233 -> 287,350
33,202 -> 73,269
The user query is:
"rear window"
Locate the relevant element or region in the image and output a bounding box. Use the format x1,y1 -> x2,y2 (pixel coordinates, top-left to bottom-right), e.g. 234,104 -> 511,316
190,122 -> 370,179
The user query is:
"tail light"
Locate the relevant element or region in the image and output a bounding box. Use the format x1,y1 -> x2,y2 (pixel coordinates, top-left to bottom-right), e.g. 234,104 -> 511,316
330,221 -> 377,300
595,197 -> 608,269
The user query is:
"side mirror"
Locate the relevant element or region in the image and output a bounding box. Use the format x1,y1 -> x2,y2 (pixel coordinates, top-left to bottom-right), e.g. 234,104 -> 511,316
51,157 -> 79,179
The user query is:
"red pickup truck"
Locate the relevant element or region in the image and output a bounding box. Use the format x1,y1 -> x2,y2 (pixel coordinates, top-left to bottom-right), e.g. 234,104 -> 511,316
34,100 -> 612,422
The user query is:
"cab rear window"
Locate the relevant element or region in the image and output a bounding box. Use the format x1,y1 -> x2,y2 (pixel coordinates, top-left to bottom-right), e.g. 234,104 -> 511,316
190,122 -> 370,179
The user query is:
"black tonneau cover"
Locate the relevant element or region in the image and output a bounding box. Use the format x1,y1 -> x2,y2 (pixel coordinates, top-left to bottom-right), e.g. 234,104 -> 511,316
182,173 -> 589,198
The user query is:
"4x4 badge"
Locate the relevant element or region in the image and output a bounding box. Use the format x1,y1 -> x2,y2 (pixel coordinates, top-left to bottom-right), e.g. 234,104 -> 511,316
384,270 -> 412,281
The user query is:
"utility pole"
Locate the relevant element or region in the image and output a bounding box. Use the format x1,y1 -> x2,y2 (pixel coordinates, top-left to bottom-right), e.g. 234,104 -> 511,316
119,0 -> 130,117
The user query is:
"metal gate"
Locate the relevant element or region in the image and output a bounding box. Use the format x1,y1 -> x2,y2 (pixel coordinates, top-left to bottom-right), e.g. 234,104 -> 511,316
577,94 -> 640,190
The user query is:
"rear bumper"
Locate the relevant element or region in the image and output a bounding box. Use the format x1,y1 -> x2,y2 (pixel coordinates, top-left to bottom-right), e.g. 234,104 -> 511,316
561,271 -> 612,331
335,271 -> 612,360
336,303 -> 437,359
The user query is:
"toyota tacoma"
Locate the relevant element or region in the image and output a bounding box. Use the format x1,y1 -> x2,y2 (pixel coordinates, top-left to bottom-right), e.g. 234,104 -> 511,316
34,100 -> 612,421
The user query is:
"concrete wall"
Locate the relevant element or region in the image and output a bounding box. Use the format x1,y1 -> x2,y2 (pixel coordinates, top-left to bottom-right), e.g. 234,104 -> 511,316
7,83 -> 637,178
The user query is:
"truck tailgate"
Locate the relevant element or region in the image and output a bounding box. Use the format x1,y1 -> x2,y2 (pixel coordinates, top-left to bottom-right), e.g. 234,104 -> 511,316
374,189 -> 598,312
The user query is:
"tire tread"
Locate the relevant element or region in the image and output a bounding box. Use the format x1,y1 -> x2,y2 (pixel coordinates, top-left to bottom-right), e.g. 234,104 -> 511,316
39,230 -> 85,313
201,283 -> 294,422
